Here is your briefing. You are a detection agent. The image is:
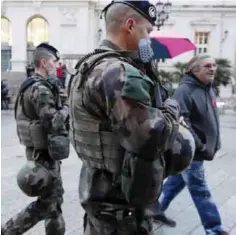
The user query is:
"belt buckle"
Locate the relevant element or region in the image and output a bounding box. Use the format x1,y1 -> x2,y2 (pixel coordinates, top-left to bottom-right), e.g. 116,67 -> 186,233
122,209 -> 135,224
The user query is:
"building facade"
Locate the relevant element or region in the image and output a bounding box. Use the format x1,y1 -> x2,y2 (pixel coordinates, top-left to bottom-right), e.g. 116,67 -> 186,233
1,0 -> 236,74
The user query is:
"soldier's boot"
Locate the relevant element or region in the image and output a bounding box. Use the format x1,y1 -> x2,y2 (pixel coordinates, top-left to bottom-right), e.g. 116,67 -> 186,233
219,231 -> 229,235
45,213 -> 65,235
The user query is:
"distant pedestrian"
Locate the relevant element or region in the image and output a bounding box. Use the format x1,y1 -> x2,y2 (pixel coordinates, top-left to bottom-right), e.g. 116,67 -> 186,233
26,62 -> 35,77
56,62 -> 65,88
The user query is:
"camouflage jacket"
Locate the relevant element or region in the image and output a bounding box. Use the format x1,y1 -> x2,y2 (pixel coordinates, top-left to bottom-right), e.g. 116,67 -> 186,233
29,75 -> 68,133
70,40 -> 179,212
16,74 -> 69,160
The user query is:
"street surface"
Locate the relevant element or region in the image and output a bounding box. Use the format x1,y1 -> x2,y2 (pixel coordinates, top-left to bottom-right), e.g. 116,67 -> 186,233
1,110 -> 236,235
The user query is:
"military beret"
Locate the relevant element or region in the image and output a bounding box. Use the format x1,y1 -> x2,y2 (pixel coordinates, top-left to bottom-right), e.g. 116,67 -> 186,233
102,0 -> 157,25
36,43 -> 60,61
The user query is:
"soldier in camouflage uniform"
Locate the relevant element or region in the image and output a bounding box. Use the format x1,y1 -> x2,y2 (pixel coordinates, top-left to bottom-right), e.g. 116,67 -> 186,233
68,1 -> 195,234
1,43 -> 69,235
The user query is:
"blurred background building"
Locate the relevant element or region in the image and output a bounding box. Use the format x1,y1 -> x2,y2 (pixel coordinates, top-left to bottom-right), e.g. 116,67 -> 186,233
1,0 -> 236,71
1,0 -> 236,99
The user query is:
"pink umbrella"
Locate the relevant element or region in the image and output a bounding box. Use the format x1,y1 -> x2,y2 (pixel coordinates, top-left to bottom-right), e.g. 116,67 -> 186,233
150,30 -> 197,59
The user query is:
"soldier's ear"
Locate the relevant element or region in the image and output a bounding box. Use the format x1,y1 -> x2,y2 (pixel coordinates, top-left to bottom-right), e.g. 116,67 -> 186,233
41,58 -> 46,67
126,18 -> 135,32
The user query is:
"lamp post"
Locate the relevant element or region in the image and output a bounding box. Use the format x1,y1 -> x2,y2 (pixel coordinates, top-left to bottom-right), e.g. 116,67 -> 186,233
97,28 -> 103,45
155,0 -> 172,31
219,29 -> 228,58
152,1 -> 172,79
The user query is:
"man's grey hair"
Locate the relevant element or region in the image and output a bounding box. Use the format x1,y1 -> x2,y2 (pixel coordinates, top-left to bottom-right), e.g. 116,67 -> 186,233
105,3 -> 143,33
33,48 -> 54,68
186,54 -> 213,73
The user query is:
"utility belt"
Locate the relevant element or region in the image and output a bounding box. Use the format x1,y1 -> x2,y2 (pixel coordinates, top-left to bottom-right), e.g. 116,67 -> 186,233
85,206 -> 153,235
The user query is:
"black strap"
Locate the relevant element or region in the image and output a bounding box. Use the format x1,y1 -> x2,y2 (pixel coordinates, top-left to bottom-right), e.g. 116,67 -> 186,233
67,49 -> 108,97
19,77 -> 38,95
14,76 -> 38,120
78,51 -> 125,90
67,49 -> 136,96
14,76 -> 61,120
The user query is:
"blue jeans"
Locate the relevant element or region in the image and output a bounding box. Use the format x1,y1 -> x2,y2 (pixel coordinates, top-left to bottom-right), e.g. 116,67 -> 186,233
155,161 -> 224,235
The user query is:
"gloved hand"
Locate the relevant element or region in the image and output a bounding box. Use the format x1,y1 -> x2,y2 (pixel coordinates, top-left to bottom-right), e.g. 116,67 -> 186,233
163,98 -> 180,121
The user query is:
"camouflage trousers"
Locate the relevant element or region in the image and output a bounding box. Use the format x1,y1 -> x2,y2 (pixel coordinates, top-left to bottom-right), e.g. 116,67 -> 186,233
84,211 -> 154,235
1,160 -> 65,235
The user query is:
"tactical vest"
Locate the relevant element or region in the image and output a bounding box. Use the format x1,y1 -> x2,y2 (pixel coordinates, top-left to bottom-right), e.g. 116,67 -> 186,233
15,77 -> 49,149
69,50 -> 134,173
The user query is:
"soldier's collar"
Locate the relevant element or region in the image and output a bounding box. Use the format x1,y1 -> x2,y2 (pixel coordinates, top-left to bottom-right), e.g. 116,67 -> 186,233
100,40 -> 141,60
100,39 -> 122,51
34,72 -> 46,80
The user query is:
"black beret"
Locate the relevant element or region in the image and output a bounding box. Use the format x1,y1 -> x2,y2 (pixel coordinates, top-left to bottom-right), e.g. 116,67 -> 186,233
102,0 -> 157,25
35,43 -> 60,61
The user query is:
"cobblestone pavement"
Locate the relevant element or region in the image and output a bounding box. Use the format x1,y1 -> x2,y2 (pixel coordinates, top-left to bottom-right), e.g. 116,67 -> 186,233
1,110 -> 236,235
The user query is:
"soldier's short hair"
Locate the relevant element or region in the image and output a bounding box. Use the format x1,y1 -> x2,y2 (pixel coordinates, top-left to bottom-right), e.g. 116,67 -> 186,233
186,54 -> 212,73
105,3 -> 143,33
33,48 -> 54,69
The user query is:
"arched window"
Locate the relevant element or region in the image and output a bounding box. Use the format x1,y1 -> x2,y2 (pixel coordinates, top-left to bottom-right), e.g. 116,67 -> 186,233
27,16 -> 49,63
1,16 -> 12,72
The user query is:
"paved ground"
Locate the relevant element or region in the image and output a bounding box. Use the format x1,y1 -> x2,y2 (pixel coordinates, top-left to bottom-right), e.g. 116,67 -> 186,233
1,110 -> 236,235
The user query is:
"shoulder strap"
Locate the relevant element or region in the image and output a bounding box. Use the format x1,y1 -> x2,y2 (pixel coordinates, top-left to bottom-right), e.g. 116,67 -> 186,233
78,50 -> 123,89
19,76 -> 38,94
67,49 -> 107,96
14,76 -> 62,120
67,49 -> 134,96
14,76 -> 38,119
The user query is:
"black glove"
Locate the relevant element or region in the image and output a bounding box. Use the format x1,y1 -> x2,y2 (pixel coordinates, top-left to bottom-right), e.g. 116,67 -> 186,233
65,115 -> 70,131
163,98 -> 180,121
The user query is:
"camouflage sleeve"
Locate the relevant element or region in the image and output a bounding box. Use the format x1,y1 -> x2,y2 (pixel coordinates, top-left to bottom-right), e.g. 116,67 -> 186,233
30,83 -> 69,132
87,60 -> 179,154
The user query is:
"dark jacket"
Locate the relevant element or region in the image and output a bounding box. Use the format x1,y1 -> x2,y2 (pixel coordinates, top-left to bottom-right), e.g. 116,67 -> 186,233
173,73 -> 221,161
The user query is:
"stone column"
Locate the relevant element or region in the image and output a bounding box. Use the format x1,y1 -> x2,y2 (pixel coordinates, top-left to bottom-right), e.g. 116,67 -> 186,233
10,13 -> 27,72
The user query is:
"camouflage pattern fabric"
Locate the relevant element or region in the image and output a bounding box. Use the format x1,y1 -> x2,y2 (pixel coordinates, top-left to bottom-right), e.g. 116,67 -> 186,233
15,77 -> 69,154
2,159 -> 65,235
139,61 -> 195,177
30,80 -> 70,160
1,77 -> 69,235
69,40 -> 180,235
30,79 -> 69,132
74,59 -> 179,153
28,78 -> 69,162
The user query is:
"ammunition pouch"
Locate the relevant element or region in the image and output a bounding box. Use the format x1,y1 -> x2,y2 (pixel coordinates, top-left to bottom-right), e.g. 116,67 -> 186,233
17,119 -> 48,149
48,133 -> 70,160
121,152 -> 164,206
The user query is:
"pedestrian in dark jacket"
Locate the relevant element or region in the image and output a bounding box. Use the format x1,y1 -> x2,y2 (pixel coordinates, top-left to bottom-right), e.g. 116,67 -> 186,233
153,55 -> 229,235
26,62 -> 35,77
